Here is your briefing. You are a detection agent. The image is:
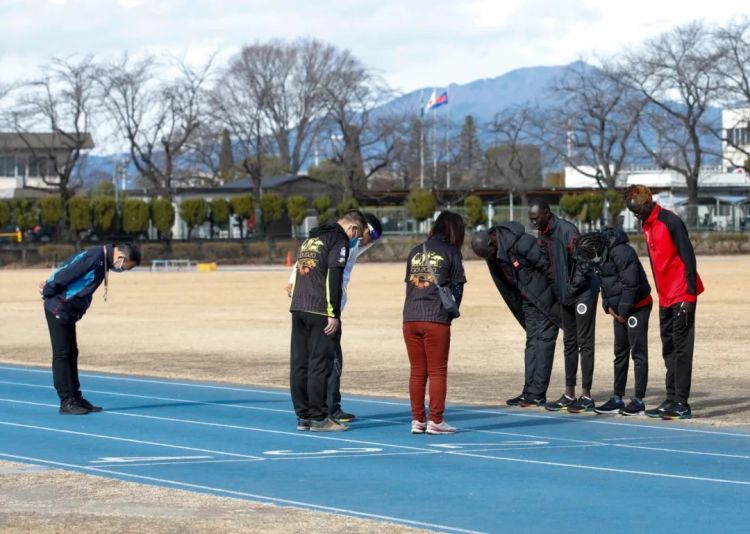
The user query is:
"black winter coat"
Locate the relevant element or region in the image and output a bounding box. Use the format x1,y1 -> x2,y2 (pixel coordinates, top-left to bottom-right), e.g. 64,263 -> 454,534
539,215 -> 599,306
486,222 -> 561,330
593,228 -> 652,316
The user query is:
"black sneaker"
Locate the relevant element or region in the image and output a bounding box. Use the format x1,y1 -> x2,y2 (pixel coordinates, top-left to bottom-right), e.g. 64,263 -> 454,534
296,418 -> 311,431
506,393 -> 527,406
645,399 -> 673,418
78,397 -> 103,412
567,396 -> 595,413
519,395 -> 546,408
59,398 -> 89,415
331,410 -> 356,423
620,398 -> 645,416
594,397 -> 625,414
309,418 -> 348,432
660,402 -> 692,420
545,394 -> 575,412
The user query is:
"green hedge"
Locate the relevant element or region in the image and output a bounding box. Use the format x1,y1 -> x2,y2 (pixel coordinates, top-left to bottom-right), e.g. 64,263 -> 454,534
37,244 -> 76,264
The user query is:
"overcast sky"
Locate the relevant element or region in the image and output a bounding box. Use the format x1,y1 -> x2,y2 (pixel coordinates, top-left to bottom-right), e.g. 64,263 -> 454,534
2,0 -> 748,92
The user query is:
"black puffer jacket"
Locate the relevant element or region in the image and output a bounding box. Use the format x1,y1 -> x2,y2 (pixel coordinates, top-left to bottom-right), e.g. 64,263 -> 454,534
539,214 -> 599,306
486,222 -> 561,329
594,228 -> 652,316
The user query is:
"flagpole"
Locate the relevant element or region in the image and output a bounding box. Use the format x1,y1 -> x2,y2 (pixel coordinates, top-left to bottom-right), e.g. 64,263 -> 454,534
432,88 -> 437,187
419,89 -> 424,189
445,87 -> 451,190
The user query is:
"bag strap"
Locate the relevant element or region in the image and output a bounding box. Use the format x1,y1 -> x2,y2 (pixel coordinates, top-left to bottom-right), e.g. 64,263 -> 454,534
422,243 -> 441,286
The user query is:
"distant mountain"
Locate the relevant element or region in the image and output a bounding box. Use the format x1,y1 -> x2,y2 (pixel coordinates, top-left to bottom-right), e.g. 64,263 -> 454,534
381,61 -> 596,126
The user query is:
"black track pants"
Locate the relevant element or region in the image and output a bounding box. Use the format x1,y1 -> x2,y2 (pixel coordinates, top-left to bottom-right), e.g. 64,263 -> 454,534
561,294 -> 598,390
290,311 -> 336,421
45,309 -> 81,402
522,301 -> 558,397
659,303 -> 696,404
612,302 -> 651,398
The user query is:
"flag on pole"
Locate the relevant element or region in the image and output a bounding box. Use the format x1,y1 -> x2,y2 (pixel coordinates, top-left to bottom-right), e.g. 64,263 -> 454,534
425,90 -> 448,112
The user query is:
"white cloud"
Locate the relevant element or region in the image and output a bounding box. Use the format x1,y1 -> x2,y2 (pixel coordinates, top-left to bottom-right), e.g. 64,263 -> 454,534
1,0 -> 749,94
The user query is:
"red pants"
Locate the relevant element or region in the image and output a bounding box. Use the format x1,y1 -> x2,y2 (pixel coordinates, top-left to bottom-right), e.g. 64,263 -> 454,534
403,321 -> 451,423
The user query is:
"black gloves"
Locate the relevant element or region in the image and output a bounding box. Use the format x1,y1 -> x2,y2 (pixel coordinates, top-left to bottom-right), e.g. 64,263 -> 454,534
677,301 -> 696,328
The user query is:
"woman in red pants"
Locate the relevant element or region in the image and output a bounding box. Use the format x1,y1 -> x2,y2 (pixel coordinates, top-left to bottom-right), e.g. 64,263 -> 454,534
403,211 -> 466,434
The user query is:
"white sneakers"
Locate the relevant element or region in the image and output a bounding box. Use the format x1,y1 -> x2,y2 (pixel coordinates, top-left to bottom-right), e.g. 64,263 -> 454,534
411,420 -> 427,434
411,420 -> 457,434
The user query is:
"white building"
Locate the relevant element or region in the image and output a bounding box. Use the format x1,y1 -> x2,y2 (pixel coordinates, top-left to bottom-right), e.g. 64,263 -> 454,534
722,107 -> 750,170
0,132 -> 94,199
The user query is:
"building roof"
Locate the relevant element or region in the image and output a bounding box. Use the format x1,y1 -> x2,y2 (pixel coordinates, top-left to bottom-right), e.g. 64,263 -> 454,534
0,132 -> 95,151
218,174 -> 329,191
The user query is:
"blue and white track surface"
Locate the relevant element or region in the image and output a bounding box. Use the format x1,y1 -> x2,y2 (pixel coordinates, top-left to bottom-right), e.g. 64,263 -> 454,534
1,363 -> 749,533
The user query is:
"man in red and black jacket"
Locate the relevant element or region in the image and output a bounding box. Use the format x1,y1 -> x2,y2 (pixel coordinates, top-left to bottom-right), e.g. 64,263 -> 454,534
625,185 -> 704,420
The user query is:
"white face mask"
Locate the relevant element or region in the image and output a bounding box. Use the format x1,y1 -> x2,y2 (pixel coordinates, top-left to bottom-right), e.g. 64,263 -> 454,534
112,257 -> 126,272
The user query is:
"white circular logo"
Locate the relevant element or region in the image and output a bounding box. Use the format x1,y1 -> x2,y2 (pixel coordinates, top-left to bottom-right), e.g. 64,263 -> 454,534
576,303 -> 588,315
627,316 -> 638,328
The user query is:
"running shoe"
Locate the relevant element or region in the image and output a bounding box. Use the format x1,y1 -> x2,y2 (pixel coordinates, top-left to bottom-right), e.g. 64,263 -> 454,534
506,393 -> 527,406
426,421 -> 457,434
77,396 -> 103,412
545,394 -> 575,412
331,410 -> 356,423
620,398 -> 646,416
296,418 -> 311,431
411,420 -> 427,434
645,399 -> 673,418
519,395 -> 546,408
309,418 -> 348,432
594,396 -> 625,414
567,396 -> 595,413
660,402 -> 692,420
59,398 -> 89,415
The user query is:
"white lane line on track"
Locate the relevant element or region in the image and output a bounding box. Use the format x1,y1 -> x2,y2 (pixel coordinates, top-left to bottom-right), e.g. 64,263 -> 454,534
3,365 -> 750,438
0,420 -> 265,461
90,450 -> 436,468
614,444 -> 750,460
443,450 -> 750,486
0,398 -> 443,453
0,393 -> 612,447
0,452 -> 486,534
1,397 -> 747,482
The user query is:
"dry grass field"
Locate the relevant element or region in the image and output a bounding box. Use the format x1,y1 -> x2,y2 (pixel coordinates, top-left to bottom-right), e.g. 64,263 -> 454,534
1,256 -> 749,531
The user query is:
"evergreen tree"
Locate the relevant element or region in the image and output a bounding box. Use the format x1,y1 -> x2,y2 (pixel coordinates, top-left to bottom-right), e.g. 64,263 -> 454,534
455,115 -> 484,188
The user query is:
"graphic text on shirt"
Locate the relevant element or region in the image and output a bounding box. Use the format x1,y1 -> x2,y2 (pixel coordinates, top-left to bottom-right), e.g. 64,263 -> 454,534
408,251 -> 446,289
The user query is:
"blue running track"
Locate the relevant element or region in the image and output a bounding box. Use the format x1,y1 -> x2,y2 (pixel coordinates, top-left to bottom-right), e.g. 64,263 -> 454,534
1,364 -> 749,533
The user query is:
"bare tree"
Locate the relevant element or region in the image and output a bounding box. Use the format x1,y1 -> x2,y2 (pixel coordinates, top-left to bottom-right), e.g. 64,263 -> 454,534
230,38 -> 346,175
488,105 -> 544,208
712,18 -> 750,169
6,56 -> 96,209
549,63 -> 644,187
98,54 -> 213,198
321,51 -> 400,198
617,21 -> 723,226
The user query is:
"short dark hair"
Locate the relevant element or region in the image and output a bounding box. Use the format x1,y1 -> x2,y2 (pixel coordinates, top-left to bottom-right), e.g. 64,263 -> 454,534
115,242 -> 141,266
429,211 -> 466,248
528,197 -> 550,212
340,209 -> 367,230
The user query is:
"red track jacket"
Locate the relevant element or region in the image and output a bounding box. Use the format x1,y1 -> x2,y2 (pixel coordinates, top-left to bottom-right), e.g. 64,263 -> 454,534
641,203 -> 704,308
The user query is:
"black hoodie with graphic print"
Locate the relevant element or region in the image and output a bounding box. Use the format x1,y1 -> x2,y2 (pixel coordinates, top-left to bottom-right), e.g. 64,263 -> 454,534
290,223 -> 349,318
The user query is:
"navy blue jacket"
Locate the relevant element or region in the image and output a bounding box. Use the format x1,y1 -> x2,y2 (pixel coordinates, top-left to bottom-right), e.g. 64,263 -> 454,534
43,244 -> 113,323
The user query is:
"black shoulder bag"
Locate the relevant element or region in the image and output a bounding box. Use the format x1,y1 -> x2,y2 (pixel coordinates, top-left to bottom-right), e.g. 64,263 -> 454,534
422,243 -> 460,319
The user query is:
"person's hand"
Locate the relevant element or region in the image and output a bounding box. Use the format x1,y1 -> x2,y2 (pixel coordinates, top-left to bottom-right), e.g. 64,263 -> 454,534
284,284 -> 293,298
38,281 -> 45,297
608,306 -> 626,324
324,317 -> 340,336
677,301 -> 696,328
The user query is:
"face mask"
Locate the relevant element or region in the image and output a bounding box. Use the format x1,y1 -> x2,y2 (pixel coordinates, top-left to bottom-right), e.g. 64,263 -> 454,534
112,258 -> 126,273
349,237 -> 360,249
